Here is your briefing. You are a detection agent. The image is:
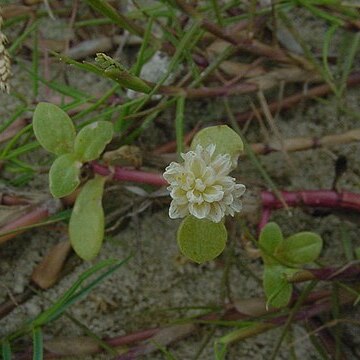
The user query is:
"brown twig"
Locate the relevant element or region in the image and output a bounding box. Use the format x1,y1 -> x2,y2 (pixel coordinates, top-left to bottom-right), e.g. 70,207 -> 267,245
156,71 -> 360,153
152,123 -> 200,155
236,71 -> 360,123
249,128 -> 360,155
0,288 -> 33,319
152,127 -> 360,161
173,0 -> 299,64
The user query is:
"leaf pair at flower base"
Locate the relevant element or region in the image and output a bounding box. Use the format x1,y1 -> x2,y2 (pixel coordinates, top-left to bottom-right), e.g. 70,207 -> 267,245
33,102 -> 113,198
259,222 -> 323,308
175,125 -> 245,263
33,102 -> 113,261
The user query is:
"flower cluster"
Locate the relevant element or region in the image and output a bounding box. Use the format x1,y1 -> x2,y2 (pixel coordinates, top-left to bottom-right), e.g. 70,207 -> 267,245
163,144 -> 245,223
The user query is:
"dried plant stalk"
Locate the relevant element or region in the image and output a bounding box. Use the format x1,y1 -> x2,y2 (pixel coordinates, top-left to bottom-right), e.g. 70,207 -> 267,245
0,7 -> 11,93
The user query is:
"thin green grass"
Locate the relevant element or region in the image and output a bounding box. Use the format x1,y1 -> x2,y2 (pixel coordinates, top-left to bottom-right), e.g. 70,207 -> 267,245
175,96 -> 185,156
152,341 -> 178,360
85,0 -> 148,39
1,341 -> 11,360
72,85 -> 120,122
210,0 -> 224,26
0,210 -> 71,247
2,258 -> 130,344
133,17 -> 155,77
32,327 -> 43,360
223,99 -> 288,210
0,105 -> 27,134
8,20 -> 40,56
269,281 -> 317,360
32,23 -> 40,99
0,124 -> 35,160
331,283 -> 342,360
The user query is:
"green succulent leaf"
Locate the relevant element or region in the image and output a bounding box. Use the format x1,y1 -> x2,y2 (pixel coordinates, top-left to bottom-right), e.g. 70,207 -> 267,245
33,102 -> 76,155
263,265 -> 293,308
69,176 -> 106,261
190,125 -> 243,166
74,121 -> 114,162
275,232 -> 323,265
259,222 -> 284,265
177,216 -> 227,264
49,153 -> 82,198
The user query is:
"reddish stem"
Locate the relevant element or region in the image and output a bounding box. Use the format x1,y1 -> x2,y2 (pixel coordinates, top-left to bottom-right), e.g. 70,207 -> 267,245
261,190 -> 360,212
105,328 -> 159,347
309,263 -> 360,281
1,194 -> 31,206
258,207 -> 271,233
90,162 -> 167,187
0,199 -> 61,245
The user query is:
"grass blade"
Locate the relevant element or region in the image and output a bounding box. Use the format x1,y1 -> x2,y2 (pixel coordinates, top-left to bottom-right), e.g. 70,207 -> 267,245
338,31 -> 360,96
223,99 -> 288,210
8,20 -> 40,55
85,0 -> 146,38
1,340 -> 12,360
33,257 -> 130,326
175,96 -> 185,155
133,17 -> 155,76
32,327 -> 43,360
32,23 -> 39,99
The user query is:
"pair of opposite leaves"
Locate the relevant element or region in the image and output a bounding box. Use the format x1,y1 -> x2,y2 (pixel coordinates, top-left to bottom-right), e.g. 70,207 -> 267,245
33,102 -> 114,260
259,222 -> 323,308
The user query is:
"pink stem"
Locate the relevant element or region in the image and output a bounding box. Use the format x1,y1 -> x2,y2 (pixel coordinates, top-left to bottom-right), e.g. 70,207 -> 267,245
0,200 -> 61,245
258,207 -> 271,233
261,190 -> 360,212
91,162 -> 167,187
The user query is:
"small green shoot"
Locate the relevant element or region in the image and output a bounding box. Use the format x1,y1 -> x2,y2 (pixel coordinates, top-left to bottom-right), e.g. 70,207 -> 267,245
32,103 -> 114,260
32,327 -> 43,360
259,222 -> 323,308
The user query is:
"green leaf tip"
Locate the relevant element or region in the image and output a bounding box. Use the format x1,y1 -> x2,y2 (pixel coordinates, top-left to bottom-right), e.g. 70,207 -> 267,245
177,215 -> 227,264
49,153 -> 82,198
263,265 -> 292,308
276,232 -> 323,265
69,176 -> 106,261
33,102 -> 76,155
190,125 -> 244,167
74,121 -> 114,162
94,53 -> 152,93
259,222 -> 283,265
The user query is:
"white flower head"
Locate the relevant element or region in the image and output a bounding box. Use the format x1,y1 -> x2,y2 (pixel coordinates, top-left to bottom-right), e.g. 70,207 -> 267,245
163,144 -> 246,223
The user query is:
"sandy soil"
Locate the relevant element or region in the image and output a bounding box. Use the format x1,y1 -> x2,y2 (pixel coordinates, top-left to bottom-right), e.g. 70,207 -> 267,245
0,3 -> 360,360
